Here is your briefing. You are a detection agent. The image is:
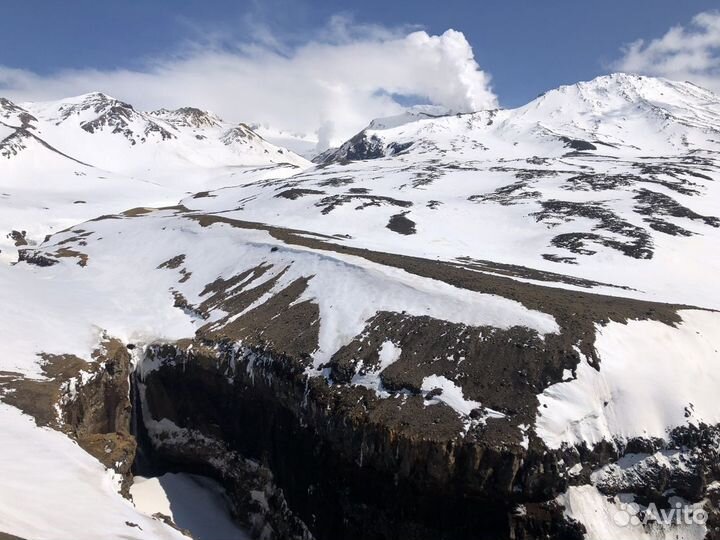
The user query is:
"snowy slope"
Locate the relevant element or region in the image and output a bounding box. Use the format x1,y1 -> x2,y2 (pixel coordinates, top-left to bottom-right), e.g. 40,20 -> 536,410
2,74 -> 720,540
190,74 -> 720,310
0,203 -> 565,539
0,403 -> 188,540
0,93 -> 309,261
316,73 -> 720,163
21,92 -> 308,172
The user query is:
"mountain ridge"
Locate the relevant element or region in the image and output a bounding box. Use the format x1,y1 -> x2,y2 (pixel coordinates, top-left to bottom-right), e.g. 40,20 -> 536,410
2,73 -> 720,540
2,91 -> 309,171
317,73 -> 720,165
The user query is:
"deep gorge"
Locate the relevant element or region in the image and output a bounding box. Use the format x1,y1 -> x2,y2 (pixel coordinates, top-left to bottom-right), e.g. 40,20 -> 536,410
127,341 -> 583,540
7,330 -> 719,539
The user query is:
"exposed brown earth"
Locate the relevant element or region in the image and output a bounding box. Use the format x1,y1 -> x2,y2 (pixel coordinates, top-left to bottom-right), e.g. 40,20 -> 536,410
0,340 -> 137,494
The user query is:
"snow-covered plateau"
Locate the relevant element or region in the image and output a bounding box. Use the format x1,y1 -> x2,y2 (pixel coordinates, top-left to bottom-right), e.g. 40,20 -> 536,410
1,74 -> 720,540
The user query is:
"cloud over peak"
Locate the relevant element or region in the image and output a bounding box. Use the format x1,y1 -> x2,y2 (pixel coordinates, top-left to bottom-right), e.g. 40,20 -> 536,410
0,20 -> 496,148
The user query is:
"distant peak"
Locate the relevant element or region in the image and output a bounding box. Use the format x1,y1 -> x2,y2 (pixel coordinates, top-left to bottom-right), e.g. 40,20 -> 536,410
82,91 -> 112,99
557,72 -> 717,99
151,106 -> 223,128
65,91 -> 127,106
176,106 -> 209,115
48,92 -> 135,125
519,72 -> 720,123
0,97 -> 36,128
221,123 -> 262,145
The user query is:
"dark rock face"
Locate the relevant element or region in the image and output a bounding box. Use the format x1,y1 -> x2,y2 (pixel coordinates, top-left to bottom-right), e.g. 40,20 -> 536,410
313,132 -> 384,164
137,341 -> 583,540
313,132 -> 413,165
510,503 -> 585,540
63,341 -> 137,494
0,129 -> 32,159
560,137 -> 597,151
7,230 -> 28,247
275,188 -> 326,200
7,330 -> 713,538
385,212 -> 416,235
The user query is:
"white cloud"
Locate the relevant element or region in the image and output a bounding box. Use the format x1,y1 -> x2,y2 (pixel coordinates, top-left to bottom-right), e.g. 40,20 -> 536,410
615,10 -> 720,92
0,19 -> 496,148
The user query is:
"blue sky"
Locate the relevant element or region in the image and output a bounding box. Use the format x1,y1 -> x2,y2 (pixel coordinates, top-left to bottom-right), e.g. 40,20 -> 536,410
2,1 -> 720,145
2,0 -> 717,106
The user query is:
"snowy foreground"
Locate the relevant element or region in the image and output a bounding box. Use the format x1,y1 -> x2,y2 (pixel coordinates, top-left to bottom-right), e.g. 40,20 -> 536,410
1,74 -> 720,539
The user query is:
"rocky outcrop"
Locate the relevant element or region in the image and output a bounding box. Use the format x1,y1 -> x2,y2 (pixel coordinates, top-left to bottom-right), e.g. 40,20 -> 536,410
136,340 -> 586,539
313,131 -> 413,164
62,340 -> 137,494
0,339 -> 137,494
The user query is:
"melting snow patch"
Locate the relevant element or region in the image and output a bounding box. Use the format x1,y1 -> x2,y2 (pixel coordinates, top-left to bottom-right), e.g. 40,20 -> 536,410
350,340 -> 401,397
421,374 -> 505,421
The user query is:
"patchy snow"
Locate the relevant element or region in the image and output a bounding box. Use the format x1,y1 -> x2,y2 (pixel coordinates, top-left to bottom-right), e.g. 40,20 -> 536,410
421,374 -> 505,420
536,310 -> 720,449
0,210 -> 558,378
182,74 -> 720,310
193,228 -> 559,367
351,340 -> 402,396
2,75 -> 720,535
422,374 -> 481,416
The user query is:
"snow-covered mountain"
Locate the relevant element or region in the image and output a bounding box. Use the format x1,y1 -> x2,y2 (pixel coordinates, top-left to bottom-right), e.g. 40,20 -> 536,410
318,73 -> 720,163
0,92 -> 309,261
10,92 -> 308,170
215,74 -> 720,311
2,74 -> 720,540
